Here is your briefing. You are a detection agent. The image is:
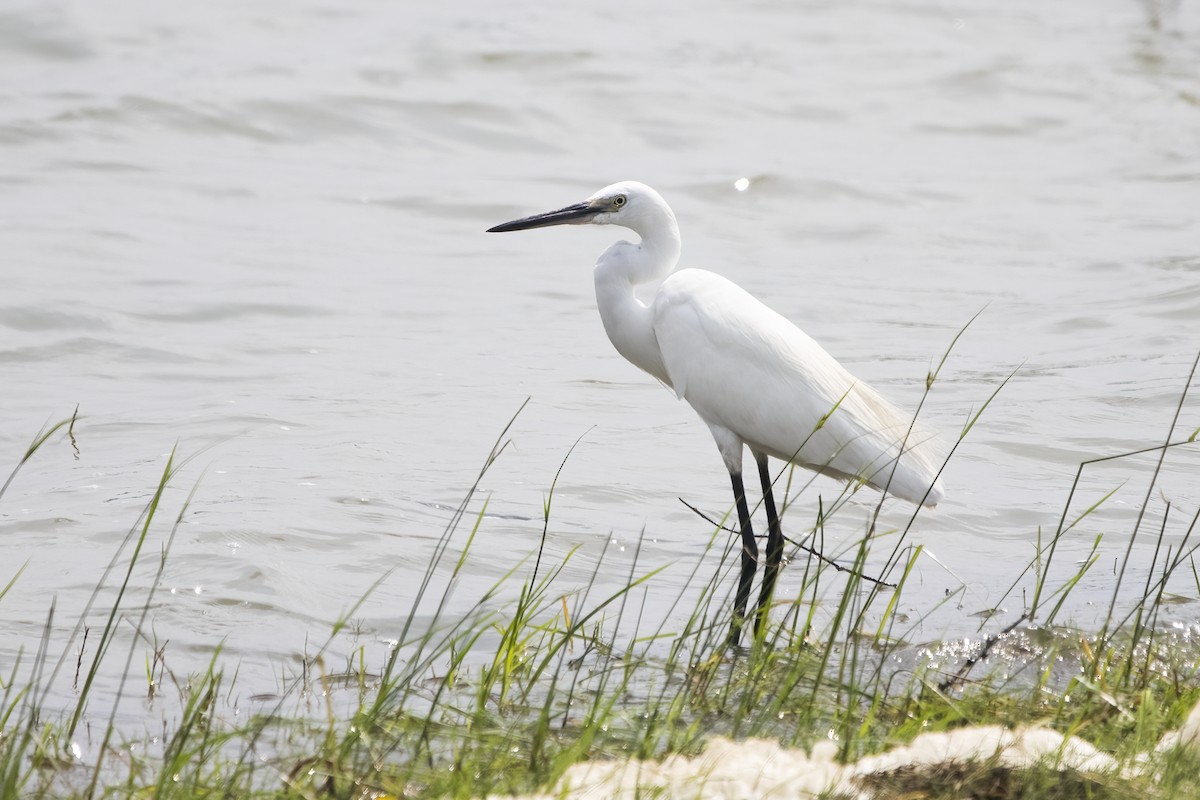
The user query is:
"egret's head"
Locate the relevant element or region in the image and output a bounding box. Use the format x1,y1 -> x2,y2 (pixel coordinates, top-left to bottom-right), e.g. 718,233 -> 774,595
584,181 -> 668,227
486,181 -> 672,234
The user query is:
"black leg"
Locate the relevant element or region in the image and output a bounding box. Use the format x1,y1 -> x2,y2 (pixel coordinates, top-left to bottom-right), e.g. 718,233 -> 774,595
727,469 -> 757,647
753,452 -> 784,637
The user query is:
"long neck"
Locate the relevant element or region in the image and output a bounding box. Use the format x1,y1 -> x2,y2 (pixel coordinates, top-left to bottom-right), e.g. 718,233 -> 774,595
625,210 -> 682,286
592,209 -> 681,387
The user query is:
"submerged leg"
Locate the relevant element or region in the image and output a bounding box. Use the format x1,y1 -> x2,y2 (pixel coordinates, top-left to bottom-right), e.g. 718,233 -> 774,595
728,469 -> 758,647
753,452 -> 785,637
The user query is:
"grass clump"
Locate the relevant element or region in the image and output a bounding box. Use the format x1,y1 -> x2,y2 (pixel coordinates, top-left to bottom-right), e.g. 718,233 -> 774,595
2,352 -> 1199,800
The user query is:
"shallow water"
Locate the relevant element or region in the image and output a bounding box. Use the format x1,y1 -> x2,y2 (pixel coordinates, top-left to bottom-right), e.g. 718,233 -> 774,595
2,0 -> 1199,728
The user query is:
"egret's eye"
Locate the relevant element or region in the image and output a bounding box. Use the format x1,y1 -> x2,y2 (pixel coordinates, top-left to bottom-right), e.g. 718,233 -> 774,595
612,195 -> 627,208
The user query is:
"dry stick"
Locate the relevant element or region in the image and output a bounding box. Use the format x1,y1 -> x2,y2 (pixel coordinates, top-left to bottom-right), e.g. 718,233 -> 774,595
679,497 -> 897,588
936,612 -> 1029,693
68,404 -> 80,459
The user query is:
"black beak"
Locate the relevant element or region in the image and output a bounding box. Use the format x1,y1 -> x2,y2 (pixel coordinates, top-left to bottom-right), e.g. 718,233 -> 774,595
486,201 -> 596,233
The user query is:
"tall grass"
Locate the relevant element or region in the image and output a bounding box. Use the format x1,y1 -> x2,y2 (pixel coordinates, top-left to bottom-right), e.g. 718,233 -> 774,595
1,347 -> 1199,798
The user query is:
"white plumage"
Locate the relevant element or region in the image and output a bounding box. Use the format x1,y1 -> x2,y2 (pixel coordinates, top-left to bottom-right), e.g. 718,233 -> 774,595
489,180 -> 943,645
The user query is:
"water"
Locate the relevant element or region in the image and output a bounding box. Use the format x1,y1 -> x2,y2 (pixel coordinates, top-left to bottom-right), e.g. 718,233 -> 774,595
2,0 -> 1198,728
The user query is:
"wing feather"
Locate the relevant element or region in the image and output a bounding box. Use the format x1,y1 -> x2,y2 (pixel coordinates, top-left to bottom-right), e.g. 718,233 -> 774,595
653,269 -> 944,506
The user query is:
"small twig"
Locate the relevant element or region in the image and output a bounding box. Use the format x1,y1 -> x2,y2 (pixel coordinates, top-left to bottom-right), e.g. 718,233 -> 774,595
68,404 -> 80,459
937,613 -> 1028,692
679,497 -> 897,588
73,627 -> 89,690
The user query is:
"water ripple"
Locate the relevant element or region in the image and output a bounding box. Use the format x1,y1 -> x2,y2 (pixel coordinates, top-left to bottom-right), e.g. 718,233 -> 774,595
0,336 -> 203,364
124,303 -> 332,324
0,306 -> 110,332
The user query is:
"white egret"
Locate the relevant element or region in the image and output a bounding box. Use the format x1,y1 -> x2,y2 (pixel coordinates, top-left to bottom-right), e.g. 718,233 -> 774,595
487,181 -> 944,645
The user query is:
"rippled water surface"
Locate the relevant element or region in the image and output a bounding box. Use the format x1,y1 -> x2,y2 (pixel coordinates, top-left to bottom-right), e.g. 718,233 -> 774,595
2,0 -> 1199,723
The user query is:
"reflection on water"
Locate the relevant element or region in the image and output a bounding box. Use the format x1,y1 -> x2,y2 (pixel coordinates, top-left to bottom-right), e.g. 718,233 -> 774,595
0,0 -> 1197,725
